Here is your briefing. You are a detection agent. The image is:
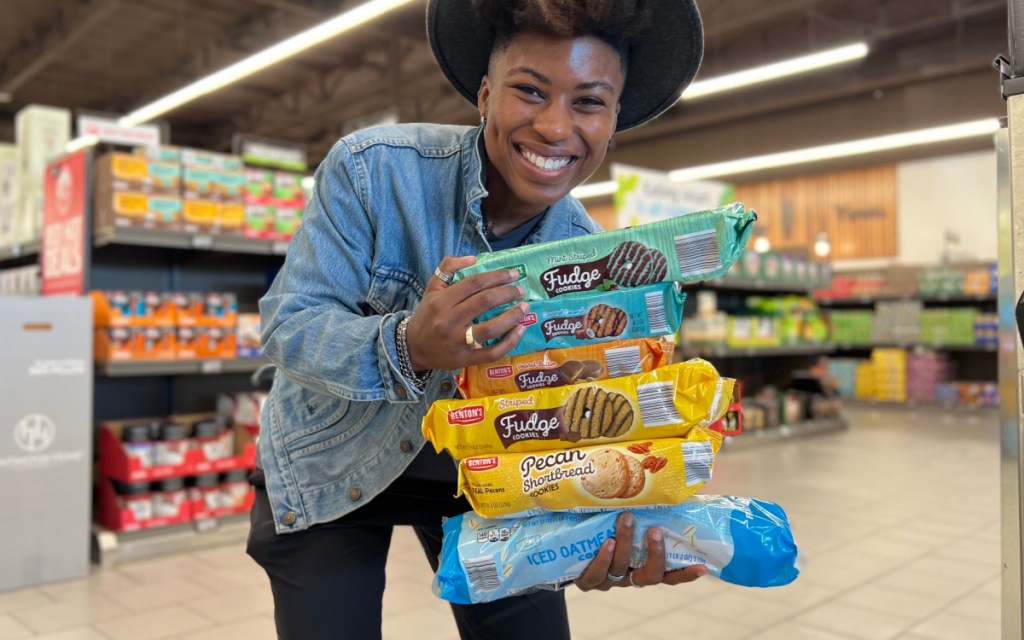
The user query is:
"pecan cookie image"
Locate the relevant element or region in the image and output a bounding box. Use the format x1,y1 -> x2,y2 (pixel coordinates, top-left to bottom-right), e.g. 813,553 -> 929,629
607,241 -> 669,287
564,387 -> 635,440
581,449 -> 628,499
617,456 -> 647,499
584,304 -> 627,339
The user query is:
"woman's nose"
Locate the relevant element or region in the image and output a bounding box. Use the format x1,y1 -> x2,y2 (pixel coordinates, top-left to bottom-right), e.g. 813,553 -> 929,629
533,101 -> 572,142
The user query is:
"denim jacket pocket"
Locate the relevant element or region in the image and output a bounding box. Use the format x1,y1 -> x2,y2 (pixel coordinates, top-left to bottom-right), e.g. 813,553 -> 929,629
278,382 -> 353,448
286,400 -> 384,461
367,267 -> 423,316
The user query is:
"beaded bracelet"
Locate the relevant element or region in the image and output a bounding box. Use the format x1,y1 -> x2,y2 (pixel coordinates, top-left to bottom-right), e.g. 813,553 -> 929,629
396,315 -> 431,391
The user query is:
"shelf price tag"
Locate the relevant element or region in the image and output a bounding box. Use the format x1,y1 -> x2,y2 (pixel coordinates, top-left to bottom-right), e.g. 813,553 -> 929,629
194,518 -> 219,533
271,241 -> 289,255
201,360 -> 224,374
191,235 -> 214,249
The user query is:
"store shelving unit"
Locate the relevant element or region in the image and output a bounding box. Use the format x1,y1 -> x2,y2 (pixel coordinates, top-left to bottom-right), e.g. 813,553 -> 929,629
818,293 -> 996,306
685,277 -> 849,441
96,357 -> 269,377
93,225 -> 290,256
0,239 -> 41,263
92,513 -> 250,567
833,343 -> 997,352
842,398 -> 998,413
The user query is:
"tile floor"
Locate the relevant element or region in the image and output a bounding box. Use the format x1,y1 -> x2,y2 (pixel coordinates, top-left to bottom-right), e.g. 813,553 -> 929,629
0,406 -> 1004,640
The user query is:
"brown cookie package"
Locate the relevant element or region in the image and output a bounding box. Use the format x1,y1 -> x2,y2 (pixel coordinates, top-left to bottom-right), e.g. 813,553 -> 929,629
456,338 -> 671,399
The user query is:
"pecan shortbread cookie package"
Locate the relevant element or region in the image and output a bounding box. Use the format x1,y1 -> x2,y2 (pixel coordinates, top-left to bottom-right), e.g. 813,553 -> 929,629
424,360 -> 734,459
453,203 -> 756,300
433,496 -> 799,604
456,432 -> 722,519
477,283 -> 685,357
456,338 -> 670,399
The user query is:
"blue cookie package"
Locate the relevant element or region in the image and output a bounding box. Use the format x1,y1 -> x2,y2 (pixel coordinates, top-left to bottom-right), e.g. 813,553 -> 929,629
477,282 -> 685,358
433,496 -> 798,604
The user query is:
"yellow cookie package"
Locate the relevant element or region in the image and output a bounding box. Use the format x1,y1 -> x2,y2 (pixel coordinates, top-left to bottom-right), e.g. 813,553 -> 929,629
456,338 -> 671,399
457,431 -> 723,519
424,359 -> 734,459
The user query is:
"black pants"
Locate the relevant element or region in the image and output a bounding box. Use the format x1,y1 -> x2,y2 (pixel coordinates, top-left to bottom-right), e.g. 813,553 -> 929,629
246,482 -> 571,640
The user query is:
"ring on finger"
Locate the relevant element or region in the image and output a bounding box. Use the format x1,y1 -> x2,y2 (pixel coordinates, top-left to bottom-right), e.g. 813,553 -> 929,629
605,571 -> 626,583
465,325 -> 482,349
628,571 -> 644,588
433,267 -> 454,285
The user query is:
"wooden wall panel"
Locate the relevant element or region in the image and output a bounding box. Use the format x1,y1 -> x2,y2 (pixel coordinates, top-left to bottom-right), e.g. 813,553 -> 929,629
733,165 -> 897,259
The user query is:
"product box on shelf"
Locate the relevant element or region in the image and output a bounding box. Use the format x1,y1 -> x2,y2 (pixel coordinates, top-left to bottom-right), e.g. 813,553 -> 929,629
14,104 -> 71,244
236,313 -> 262,357
709,382 -> 743,436
181,147 -> 217,170
133,326 -> 176,359
182,199 -> 217,233
761,253 -> 781,280
94,326 -> 135,360
183,167 -> 218,200
195,326 -> 237,359
135,144 -> 182,164
98,414 -> 257,484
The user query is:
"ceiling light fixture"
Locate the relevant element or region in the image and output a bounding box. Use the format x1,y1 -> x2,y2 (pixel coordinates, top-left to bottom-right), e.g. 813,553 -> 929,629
64,134 -> 100,154
119,0 -> 416,127
682,43 -> 869,101
572,118 -> 1000,200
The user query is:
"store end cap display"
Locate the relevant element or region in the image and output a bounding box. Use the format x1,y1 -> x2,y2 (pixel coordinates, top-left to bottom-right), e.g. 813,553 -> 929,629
433,496 -> 799,604
453,203 -> 756,300
424,360 -> 733,459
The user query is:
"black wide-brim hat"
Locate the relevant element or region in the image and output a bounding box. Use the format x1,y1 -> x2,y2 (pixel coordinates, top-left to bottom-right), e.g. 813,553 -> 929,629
426,0 -> 703,132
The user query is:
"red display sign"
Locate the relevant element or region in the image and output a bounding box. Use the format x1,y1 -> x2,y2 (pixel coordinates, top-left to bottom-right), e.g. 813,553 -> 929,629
41,150 -> 89,296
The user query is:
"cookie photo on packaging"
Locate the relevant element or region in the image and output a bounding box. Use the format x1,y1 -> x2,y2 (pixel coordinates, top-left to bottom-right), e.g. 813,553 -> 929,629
425,360 -> 734,459
456,431 -> 722,519
453,203 -> 756,300
456,338 -> 671,399
477,282 -> 685,358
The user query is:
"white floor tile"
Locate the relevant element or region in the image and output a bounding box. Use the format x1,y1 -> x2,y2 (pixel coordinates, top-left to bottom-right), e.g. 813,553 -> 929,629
10,591 -> 129,634
794,600 -> 917,640
746,621 -> 859,640
32,629 -> 110,640
93,604 -> 214,640
905,611 -> 1001,640
103,577 -> 215,612
0,589 -> 53,615
177,615 -> 278,640
0,615 -> 33,640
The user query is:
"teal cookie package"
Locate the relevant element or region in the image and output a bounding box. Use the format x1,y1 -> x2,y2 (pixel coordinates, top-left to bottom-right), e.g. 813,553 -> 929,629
433,496 -> 798,605
455,203 -> 757,301
477,283 -> 685,357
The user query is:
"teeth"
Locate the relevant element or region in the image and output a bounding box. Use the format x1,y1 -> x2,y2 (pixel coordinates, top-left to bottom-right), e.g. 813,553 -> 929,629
521,147 -> 571,171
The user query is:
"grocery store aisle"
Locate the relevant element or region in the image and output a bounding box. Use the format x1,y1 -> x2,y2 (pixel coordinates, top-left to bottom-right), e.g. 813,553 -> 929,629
0,406 -> 1001,640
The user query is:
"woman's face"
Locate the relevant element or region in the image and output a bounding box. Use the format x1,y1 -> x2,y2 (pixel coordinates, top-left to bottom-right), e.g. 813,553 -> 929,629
478,32 -> 624,214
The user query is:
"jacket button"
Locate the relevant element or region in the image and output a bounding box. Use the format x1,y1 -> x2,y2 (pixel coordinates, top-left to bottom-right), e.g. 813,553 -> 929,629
281,511 -> 296,525
440,380 -> 453,394
348,487 -> 362,501
400,440 -> 413,453
394,384 -> 407,399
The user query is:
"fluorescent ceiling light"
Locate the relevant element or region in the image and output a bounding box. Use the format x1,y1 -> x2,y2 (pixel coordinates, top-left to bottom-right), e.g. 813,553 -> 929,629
683,43 -> 869,101
119,0 -> 415,127
65,134 -> 100,154
572,118 -> 1000,200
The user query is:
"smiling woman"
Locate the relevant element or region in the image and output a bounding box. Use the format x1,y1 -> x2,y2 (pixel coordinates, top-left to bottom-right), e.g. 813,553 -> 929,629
247,1 -> 707,639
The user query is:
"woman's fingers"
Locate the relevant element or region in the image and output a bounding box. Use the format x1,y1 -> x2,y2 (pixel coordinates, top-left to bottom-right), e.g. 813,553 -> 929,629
426,256 -> 477,293
630,528 -> 666,588
469,302 -> 529,345
607,513 -> 635,582
662,565 -> 708,586
574,538 -> 617,591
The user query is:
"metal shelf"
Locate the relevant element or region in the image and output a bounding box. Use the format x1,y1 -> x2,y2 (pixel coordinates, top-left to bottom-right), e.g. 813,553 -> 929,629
96,357 -> 269,377
720,417 -> 849,451
843,399 -> 998,413
93,226 -> 291,256
701,277 -> 817,294
0,239 -> 42,264
833,343 -> 997,352
680,344 -> 835,358
818,294 -> 996,306
92,513 -> 250,567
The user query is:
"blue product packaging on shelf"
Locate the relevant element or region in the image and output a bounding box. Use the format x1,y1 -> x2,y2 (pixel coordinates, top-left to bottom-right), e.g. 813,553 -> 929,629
433,495 -> 799,605
477,282 -> 685,358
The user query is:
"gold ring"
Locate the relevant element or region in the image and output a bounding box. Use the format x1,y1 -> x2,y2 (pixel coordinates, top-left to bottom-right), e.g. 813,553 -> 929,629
465,325 -> 482,349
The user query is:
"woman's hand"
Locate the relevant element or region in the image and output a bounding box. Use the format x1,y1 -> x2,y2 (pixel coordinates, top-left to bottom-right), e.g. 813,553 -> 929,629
574,513 -> 708,591
406,256 -> 530,371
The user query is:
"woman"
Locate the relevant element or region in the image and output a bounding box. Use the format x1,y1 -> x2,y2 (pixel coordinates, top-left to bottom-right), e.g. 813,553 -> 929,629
248,1 -> 707,638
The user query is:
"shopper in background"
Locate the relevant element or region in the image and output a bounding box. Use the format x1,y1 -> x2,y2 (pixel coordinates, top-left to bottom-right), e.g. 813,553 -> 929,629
247,1 -> 707,638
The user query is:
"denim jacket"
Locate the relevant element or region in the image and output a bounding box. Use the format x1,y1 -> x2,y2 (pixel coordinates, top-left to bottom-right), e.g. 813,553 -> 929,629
258,123 -> 601,533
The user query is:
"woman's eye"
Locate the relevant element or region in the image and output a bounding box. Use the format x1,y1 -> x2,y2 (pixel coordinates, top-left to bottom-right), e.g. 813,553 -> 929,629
577,97 -> 605,107
516,85 -> 543,99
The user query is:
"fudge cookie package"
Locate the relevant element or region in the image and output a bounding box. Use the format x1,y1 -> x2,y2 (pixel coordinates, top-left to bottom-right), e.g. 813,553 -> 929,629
433,496 -> 799,604
454,203 -> 756,300
456,338 -> 671,399
478,283 -> 685,357
424,360 -> 734,459
456,432 -> 722,519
